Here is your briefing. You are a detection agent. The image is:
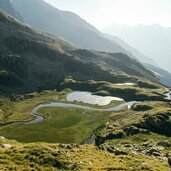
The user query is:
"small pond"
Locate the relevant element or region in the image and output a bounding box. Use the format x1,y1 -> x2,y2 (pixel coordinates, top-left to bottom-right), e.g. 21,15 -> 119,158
66,91 -> 123,106
115,83 -> 135,86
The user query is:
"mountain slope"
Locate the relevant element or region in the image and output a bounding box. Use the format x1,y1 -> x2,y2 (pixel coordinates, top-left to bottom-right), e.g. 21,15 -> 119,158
0,11 -> 117,94
103,24 -> 171,73
10,0 -> 163,79
145,63 -> 171,87
0,136 -> 170,170
11,0 -> 128,53
0,0 -> 23,21
67,49 -> 157,82
103,34 -> 156,64
1,0 -> 159,74
0,11 -> 159,95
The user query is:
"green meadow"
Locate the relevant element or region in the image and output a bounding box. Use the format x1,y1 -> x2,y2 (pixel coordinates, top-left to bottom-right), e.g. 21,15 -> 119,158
0,107 -> 112,143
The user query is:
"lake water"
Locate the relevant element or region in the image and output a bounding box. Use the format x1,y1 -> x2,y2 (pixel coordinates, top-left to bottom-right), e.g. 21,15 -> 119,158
115,83 -> 135,86
66,91 -> 124,106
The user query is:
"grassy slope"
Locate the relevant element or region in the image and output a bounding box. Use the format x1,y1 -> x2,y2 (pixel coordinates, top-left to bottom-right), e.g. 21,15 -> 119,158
0,90 -> 59,124
0,107 -> 111,143
0,85 -> 171,170
0,137 -> 170,171
0,79 -> 169,143
98,101 -> 171,137
0,88 -> 125,143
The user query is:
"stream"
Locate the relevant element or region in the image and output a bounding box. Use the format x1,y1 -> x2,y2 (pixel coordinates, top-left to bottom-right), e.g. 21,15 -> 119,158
4,89 -> 171,144
6,101 -> 136,128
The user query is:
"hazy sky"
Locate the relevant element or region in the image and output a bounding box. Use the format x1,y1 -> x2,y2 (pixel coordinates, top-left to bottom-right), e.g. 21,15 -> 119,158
44,0 -> 171,30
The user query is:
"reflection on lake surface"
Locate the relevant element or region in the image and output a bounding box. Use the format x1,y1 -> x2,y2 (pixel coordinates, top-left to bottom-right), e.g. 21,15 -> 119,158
115,83 -> 135,86
67,91 -> 123,106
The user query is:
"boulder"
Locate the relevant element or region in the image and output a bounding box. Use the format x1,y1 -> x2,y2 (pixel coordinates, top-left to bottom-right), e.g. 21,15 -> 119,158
132,104 -> 152,111
0,143 -> 12,149
99,144 -> 127,155
95,136 -> 106,146
136,113 -> 171,136
124,144 -> 133,148
146,148 -> 161,156
157,141 -> 171,148
106,125 -> 115,130
166,152 -> 171,158
142,142 -> 150,147
107,130 -> 126,139
123,126 -> 140,135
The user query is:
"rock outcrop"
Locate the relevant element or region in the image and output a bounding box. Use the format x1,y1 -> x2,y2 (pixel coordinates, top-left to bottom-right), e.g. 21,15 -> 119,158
99,144 -> 128,155
136,112 -> 171,136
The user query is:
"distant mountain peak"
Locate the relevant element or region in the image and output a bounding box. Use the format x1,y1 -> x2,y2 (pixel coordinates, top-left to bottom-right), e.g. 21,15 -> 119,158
103,23 -> 171,73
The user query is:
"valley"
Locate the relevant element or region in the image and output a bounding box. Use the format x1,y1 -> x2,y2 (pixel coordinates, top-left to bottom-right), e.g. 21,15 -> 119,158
1,0 -> 171,170
0,86 -> 134,143
1,84 -> 171,170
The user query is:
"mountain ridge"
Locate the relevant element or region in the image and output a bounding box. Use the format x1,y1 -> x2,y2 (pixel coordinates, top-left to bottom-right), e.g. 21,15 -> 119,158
10,0 -> 132,53
145,63 -> 171,87
0,11 -> 159,95
103,23 -> 171,73
1,0 -> 166,82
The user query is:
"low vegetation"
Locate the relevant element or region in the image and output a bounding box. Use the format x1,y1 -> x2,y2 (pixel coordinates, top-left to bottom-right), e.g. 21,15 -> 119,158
0,78 -> 171,170
0,7 -> 171,171
96,101 -> 171,144
0,107 -> 112,143
0,137 -> 170,171
59,77 -> 166,101
0,90 -> 59,125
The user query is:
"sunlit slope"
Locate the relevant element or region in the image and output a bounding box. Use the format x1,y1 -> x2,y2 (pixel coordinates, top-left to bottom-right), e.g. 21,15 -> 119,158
0,11 -> 158,95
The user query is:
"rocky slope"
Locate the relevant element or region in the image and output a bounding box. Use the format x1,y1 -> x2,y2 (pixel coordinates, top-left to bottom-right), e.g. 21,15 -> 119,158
0,136 -> 170,170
